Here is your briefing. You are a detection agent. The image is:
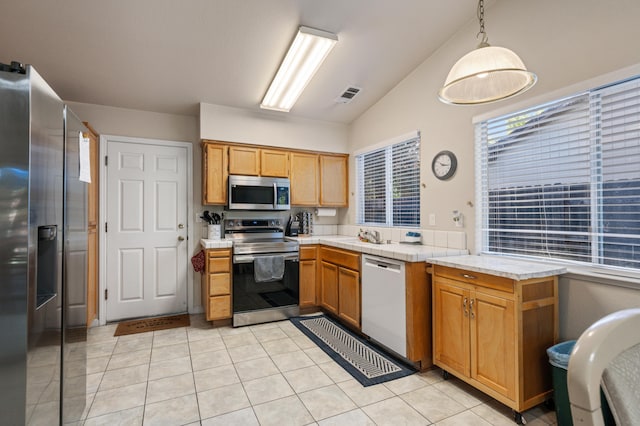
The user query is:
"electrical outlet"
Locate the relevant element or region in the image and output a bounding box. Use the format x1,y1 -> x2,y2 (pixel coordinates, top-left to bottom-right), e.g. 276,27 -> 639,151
429,213 -> 436,226
195,212 -> 203,223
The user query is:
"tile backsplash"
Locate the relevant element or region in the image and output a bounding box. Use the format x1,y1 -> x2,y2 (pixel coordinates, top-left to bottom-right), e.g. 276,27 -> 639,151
336,224 -> 466,250
200,218 -> 466,250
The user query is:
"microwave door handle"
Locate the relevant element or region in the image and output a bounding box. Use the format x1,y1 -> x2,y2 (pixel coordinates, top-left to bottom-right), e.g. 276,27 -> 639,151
273,183 -> 277,208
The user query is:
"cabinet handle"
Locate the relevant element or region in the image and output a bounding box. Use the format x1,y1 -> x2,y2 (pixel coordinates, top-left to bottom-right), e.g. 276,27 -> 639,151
469,298 -> 475,319
463,297 -> 468,317
462,273 -> 477,280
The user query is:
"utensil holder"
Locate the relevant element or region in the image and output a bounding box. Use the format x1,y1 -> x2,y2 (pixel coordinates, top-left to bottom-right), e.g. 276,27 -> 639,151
208,224 -> 221,240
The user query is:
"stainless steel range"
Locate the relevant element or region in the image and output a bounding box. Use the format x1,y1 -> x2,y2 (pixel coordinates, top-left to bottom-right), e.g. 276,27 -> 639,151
226,218 -> 300,327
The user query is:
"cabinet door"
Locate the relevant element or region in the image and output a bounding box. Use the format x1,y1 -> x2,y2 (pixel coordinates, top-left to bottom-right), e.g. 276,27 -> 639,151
433,279 -> 470,377
470,290 -> 516,399
229,146 -> 260,175
319,261 -> 339,314
261,149 -> 289,177
290,152 -> 319,206
208,295 -> 232,320
203,143 -> 228,204
86,226 -> 98,326
338,267 -> 360,329
320,155 -> 348,207
299,260 -> 317,307
208,273 -> 231,296
85,128 -> 99,227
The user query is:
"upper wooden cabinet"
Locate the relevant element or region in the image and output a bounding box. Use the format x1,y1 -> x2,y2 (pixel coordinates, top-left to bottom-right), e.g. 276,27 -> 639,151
320,154 -> 348,207
290,152 -> 319,206
229,146 -> 260,176
203,143 -> 228,205
202,139 -> 349,207
260,149 -> 289,177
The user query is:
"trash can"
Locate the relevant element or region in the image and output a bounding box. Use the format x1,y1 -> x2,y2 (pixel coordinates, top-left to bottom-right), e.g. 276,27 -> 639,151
547,340 -> 576,426
547,341 -> 615,426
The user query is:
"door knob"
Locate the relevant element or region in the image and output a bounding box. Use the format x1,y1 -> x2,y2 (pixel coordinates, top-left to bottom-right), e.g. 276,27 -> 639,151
178,236 -> 185,241
178,224 -> 184,229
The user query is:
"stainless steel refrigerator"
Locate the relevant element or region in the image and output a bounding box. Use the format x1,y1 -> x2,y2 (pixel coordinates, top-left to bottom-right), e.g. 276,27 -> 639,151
0,62 -> 88,425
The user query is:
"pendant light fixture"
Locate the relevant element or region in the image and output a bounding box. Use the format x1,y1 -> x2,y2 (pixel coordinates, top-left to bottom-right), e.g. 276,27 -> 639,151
438,0 -> 537,105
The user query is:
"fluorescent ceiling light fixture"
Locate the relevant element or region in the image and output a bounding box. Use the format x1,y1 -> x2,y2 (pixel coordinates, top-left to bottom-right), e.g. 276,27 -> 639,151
261,26 -> 338,112
438,0 -> 536,105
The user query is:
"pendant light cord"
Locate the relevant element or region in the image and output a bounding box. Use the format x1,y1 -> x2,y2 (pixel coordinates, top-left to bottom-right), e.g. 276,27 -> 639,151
477,0 -> 489,47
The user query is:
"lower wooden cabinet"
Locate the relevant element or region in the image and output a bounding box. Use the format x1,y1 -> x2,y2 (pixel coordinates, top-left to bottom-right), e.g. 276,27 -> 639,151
299,245 -> 318,307
319,247 -> 361,329
433,265 -> 558,413
202,248 -> 232,320
337,267 -> 360,329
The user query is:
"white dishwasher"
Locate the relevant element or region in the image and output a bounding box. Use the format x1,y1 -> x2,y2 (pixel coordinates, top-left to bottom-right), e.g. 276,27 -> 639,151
361,254 -> 406,357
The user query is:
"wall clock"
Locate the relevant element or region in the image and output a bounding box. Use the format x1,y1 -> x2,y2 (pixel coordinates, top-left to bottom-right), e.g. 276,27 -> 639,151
431,150 -> 457,180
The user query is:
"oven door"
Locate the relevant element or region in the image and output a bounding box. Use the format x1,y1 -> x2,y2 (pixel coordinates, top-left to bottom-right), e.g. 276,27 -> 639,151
232,253 -> 299,315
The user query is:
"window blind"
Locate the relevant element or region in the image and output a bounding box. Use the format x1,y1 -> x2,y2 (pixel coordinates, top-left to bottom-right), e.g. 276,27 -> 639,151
356,135 -> 420,227
477,75 -> 640,271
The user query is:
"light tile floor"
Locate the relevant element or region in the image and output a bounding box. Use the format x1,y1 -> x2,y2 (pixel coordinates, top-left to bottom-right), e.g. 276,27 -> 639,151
75,315 -> 557,425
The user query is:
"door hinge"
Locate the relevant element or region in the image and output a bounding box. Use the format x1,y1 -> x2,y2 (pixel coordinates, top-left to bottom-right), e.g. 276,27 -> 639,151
105,155 -> 108,166
105,222 -> 108,232
104,289 -> 108,300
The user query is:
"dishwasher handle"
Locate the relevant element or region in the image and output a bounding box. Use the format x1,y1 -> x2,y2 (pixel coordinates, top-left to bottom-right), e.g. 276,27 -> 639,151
363,256 -> 403,272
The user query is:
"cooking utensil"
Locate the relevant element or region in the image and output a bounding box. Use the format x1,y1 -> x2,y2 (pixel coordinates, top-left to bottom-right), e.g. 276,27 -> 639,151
202,211 -> 214,224
212,212 -> 221,224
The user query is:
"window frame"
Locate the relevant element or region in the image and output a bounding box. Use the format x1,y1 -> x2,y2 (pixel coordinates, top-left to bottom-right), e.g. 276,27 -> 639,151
476,75 -> 640,275
355,131 -> 421,228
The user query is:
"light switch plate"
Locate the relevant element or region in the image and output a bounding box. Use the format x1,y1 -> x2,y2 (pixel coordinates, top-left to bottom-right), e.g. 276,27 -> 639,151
429,213 -> 436,226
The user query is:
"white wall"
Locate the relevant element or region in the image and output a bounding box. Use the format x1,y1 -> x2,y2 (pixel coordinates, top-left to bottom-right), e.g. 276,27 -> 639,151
66,102 -> 207,314
199,102 -> 350,226
348,0 -> 640,253
347,0 -> 640,336
200,102 -> 348,153
559,276 -> 640,340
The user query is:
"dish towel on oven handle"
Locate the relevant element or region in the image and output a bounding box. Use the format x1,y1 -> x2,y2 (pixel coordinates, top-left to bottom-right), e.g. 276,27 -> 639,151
254,255 -> 285,283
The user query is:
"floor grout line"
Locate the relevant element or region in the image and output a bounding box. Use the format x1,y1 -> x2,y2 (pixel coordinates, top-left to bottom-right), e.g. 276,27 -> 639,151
82,316 -> 558,425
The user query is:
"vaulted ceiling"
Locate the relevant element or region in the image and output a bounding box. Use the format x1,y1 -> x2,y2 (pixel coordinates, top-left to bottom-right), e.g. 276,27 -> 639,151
0,0 -> 480,123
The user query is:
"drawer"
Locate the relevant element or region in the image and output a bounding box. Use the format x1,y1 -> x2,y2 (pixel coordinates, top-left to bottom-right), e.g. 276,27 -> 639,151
207,273 -> 230,296
320,246 -> 360,270
207,248 -> 231,258
208,295 -> 231,320
208,256 -> 230,273
434,265 -> 514,293
299,245 -> 317,261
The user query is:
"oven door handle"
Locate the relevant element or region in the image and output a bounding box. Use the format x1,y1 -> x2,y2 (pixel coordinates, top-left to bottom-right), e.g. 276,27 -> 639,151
233,253 -> 299,264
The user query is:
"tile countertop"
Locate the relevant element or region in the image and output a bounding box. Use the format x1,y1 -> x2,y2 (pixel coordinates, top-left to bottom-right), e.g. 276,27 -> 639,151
200,239 -> 233,249
200,235 -> 468,262
427,255 -> 567,281
285,235 -> 468,262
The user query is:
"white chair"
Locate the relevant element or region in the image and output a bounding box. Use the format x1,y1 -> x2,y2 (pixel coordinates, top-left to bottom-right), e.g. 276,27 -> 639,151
567,308 -> 640,426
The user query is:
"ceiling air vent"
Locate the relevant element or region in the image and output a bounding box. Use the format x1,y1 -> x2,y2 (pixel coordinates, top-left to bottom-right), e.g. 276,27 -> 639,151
335,86 -> 362,104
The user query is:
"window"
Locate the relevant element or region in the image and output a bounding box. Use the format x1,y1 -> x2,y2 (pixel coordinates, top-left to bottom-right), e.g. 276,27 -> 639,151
476,76 -> 640,271
356,133 -> 421,227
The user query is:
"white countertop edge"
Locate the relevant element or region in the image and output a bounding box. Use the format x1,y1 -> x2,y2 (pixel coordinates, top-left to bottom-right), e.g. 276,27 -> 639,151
427,254 -> 567,280
199,238 -> 233,249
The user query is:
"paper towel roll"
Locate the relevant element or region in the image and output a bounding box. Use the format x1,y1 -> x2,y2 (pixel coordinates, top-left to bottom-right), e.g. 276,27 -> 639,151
315,208 -> 337,217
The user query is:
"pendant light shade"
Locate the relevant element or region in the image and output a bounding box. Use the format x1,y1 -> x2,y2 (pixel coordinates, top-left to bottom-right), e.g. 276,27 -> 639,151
438,46 -> 537,105
438,0 -> 537,105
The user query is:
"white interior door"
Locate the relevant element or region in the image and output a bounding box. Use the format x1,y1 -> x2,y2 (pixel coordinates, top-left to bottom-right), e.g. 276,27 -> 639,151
105,140 -> 188,321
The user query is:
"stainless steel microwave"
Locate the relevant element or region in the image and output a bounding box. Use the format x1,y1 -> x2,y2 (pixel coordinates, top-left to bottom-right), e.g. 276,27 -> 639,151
228,175 -> 290,210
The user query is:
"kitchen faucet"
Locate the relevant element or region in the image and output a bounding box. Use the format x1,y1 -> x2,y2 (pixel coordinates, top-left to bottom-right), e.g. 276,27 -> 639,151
366,230 -> 383,244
